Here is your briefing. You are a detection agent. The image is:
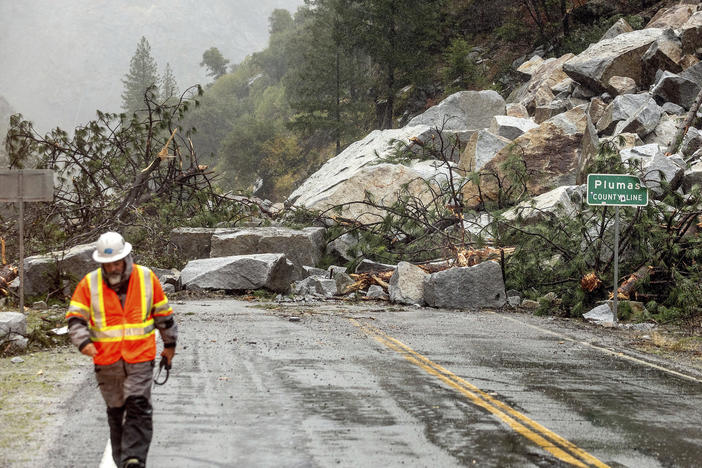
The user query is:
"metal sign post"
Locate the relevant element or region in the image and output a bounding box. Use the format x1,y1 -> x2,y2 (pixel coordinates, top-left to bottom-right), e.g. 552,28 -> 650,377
0,169 -> 54,313
586,174 -> 648,323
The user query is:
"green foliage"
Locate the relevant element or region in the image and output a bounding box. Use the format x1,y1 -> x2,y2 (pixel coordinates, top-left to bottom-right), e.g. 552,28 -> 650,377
121,36 -> 160,114
625,14 -> 644,30
442,37 -> 478,93
201,47 -> 230,80
253,9 -> 296,82
2,86 -> 261,295
555,16 -> 618,56
495,16 -> 533,43
269,8 -> 295,34
356,0 -> 445,129
499,144 -> 702,322
556,20 -> 611,55
216,116 -> 279,191
284,0 -> 372,153
535,293 -> 564,317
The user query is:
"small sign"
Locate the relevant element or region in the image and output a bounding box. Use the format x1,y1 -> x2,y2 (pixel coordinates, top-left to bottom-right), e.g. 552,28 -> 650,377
0,169 -> 54,202
586,173 -> 648,207
0,169 -> 55,314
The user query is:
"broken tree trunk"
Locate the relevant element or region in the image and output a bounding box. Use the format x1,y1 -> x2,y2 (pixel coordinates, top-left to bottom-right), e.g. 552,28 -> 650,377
0,264 -> 18,295
614,265 -> 653,299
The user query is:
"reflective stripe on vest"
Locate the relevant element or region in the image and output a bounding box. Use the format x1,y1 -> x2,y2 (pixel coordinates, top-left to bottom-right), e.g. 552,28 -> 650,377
137,264 -> 154,322
87,266 -> 155,343
67,300 -> 90,321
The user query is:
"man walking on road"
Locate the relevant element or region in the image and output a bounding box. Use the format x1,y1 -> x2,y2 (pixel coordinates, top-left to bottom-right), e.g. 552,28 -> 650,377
66,231 -> 178,468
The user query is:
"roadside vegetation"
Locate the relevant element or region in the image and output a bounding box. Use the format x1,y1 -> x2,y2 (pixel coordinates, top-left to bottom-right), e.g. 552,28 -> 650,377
2,0 -> 697,331
290,128 -> 702,328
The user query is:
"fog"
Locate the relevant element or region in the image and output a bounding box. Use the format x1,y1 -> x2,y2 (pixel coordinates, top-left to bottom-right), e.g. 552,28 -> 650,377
0,0 -> 303,132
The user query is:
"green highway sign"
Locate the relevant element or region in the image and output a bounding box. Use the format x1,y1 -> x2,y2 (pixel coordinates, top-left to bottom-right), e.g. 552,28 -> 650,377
587,173 -> 648,207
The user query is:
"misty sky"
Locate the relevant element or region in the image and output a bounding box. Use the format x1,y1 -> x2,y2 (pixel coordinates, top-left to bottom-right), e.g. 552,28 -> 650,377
0,0 -> 303,132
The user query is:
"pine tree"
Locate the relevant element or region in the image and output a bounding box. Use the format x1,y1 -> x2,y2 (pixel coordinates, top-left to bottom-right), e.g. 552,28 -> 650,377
160,62 -> 179,100
200,47 -> 230,81
284,0 -> 370,153
357,0 -> 443,129
121,36 -> 160,114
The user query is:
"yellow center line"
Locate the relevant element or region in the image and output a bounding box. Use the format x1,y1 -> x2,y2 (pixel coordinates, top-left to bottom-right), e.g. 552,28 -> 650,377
351,319 -> 609,468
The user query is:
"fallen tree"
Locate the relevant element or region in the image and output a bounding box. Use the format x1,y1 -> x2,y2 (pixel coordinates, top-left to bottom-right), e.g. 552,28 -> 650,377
2,85 -> 265,267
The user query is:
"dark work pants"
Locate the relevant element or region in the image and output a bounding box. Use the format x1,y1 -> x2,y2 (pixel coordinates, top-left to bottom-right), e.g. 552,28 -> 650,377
95,359 -> 154,466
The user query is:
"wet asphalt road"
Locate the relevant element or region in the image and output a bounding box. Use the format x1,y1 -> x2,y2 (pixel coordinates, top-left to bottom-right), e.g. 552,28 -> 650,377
50,299 -> 702,467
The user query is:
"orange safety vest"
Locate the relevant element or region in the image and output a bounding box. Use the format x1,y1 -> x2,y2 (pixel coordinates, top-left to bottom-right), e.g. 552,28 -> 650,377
65,264 -> 173,365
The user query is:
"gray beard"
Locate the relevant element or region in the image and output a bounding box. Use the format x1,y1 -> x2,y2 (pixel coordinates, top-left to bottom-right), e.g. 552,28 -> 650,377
107,273 -> 122,285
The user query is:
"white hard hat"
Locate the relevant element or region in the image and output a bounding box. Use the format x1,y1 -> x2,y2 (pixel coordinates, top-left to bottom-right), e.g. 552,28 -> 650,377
92,231 -> 132,263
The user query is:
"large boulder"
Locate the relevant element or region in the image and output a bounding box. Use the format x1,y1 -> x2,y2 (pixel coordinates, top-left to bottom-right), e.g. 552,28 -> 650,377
326,233 -> 359,263
596,93 -> 660,136
680,11 -> 702,55
640,28 -> 683,86
210,227 -> 325,277
587,97 -> 609,126
0,312 -> 26,337
506,103 -> 529,119
620,144 -> 685,196
575,112 -> 600,184
583,304 -> 615,325
424,261 -> 506,309
19,243 -> 96,298
287,125 -> 445,214
458,130 -> 511,172
502,185 -> 585,223
533,99 -> 569,125
180,253 -> 295,293
645,3 -> 698,30
680,127 -> 702,157
612,98 -> 662,139
683,159 -> 702,192
606,76 -> 638,96
462,106 -> 589,208
292,161 -> 451,224
509,54 -> 574,113
600,18 -> 633,41
170,227 -> 227,261
292,276 -> 337,297
489,115 -> 539,141
641,153 -> 686,197
407,90 -> 506,138
562,28 -> 666,92
0,311 -> 27,352
388,261 -> 427,306
644,113 -> 684,148
516,55 -> 545,78
651,62 -> 702,110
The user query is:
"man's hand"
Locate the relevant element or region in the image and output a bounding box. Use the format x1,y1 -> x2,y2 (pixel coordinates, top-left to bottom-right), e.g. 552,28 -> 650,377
161,347 -> 175,366
81,343 -> 97,358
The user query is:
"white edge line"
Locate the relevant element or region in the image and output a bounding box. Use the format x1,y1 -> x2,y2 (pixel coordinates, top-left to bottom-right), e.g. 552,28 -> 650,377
99,439 -> 117,468
496,312 -> 702,384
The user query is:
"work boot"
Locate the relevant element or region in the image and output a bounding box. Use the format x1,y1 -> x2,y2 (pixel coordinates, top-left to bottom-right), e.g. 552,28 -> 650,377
121,396 -> 153,465
122,458 -> 144,468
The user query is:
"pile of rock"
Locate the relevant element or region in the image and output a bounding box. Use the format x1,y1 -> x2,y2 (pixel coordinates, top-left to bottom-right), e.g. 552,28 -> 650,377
13,4 -> 702,316
14,223 -> 509,311
286,3 -> 702,229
